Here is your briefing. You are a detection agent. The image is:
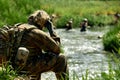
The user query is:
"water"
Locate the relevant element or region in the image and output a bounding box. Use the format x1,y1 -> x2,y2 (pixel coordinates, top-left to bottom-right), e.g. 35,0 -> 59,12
41,27 -> 110,80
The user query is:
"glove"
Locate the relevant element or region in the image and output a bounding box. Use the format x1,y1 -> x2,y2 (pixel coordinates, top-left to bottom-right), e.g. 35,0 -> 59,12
52,36 -> 61,45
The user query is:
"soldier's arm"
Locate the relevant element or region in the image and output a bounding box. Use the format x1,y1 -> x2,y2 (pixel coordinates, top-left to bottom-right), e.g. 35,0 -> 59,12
45,20 -> 61,44
30,29 -> 60,55
45,20 -> 57,37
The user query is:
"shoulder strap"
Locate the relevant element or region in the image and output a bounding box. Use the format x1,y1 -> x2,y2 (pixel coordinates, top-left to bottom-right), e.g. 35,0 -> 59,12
12,24 -> 37,53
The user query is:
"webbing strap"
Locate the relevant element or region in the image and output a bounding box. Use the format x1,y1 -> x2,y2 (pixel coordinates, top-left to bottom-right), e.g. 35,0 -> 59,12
13,25 -> 37,54
0,28 -> 11,58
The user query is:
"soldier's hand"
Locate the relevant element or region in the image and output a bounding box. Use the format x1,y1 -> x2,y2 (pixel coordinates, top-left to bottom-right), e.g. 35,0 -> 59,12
52,36 -> 61,45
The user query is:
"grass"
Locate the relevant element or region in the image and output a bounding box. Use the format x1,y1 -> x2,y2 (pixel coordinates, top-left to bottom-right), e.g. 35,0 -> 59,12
0,62 -> 17,80
0,0 -> 41,26
103,22 -> 120,53
0,0 -> 120,28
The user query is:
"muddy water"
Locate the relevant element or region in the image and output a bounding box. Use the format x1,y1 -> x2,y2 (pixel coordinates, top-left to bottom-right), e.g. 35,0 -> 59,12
41,27 -> 110,80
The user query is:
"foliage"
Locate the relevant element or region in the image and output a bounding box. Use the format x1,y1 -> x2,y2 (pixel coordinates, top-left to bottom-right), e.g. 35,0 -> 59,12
0,0 -> 120,28
0,62 -> 17,80
103,23 -> 120,53
0,0 -> 41,26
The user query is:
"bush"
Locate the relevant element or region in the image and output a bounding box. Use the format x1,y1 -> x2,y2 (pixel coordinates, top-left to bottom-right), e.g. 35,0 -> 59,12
103,23 -> 120,53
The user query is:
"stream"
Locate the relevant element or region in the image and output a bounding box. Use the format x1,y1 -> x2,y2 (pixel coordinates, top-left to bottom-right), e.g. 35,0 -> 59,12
41,27 -> 110,80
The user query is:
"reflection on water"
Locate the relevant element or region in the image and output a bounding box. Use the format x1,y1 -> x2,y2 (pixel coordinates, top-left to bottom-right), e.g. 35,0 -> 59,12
41,27 -> 110,80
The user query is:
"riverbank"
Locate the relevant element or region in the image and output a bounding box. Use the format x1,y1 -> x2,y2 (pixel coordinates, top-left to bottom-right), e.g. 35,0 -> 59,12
103,23 -> 120,54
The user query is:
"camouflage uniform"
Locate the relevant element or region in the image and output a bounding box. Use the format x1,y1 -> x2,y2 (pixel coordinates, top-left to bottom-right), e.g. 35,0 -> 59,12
12,23 -> 69,80
114,12 -> 120,24
14,10 -> 69,80
0,10 -> 69,80
80,18 -> 88,32
65,19 -> 73,31
28,10 -> 61,45
28,10 -> 57,37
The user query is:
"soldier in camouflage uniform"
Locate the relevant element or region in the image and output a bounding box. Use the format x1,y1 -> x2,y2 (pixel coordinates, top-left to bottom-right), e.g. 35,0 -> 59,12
80,18 -> 88,32
0,10 -> 69,80
12,10 -> 69,80
114,12 -> 120,24
65,18 -> 73,31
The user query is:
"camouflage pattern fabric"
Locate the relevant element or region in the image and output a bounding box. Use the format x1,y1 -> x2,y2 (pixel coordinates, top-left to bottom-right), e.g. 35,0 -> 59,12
17,24 -> 60,55
28,10 -> 59,40
0,25 -> 14,60
0,23 -> 69,80
21,53 -> 69,80
14,24 -> 69,80
28,10 -> 50,30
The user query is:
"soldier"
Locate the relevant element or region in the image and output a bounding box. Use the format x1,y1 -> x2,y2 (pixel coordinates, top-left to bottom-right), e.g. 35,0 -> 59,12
65,18 -> 73,31
80,18 -> 88,32
11,10 -> 69,80
114,12 -> 120,24
50,14 -> 57,29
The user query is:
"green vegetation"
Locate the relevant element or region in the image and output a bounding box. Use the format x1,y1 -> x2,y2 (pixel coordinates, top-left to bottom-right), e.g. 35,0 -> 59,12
100,22 -> 120,80
0,62 -> 17,80
103,23 -> 120,53
0,0 -> 41,26
0,0 -> 120,28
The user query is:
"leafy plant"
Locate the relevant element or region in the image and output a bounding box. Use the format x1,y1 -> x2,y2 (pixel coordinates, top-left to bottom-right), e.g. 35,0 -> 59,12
0,61 -> 17,80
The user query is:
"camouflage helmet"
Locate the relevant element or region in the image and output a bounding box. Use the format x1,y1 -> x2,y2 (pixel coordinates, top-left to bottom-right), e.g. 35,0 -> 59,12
68,18 -> 73,24
28,10 -> 50,29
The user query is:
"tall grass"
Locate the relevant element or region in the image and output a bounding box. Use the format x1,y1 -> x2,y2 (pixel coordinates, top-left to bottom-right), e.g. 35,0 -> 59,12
0,0 -> 41,26
0,0 -> 120,28
0,62 -> 17,80
103,22 -> 120,53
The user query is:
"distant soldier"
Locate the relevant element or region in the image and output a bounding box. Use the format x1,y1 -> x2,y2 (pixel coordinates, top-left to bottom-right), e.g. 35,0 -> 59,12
50,14 -> 57,29
80,18 -> 88,32
65,18 -> 73,31
114,12 -> 120,24
51,14 -> 56,21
